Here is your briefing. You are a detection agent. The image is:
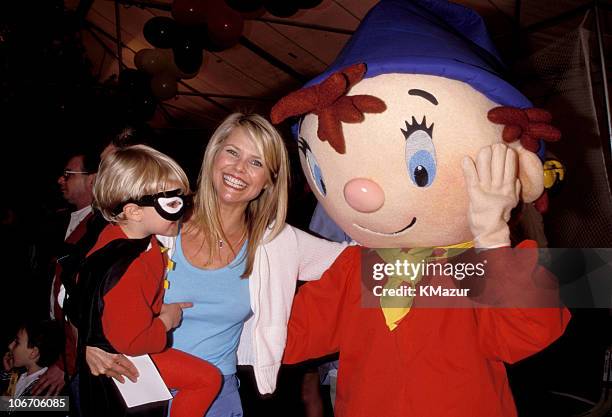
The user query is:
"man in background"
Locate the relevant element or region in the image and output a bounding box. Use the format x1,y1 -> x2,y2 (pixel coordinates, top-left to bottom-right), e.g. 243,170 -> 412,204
31,148 -> 106,411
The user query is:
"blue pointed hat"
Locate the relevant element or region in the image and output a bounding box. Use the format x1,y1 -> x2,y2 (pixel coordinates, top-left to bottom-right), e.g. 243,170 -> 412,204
306,0 -> 531,108
303,0 -> 537,241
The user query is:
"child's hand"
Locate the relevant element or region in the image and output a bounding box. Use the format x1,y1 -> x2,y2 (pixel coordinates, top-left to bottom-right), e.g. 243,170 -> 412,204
159,302 -> 193,330
2,351 -> 12,371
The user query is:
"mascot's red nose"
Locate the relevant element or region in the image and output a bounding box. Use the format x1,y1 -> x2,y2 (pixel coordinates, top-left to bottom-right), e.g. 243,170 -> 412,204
343,178 -> 385,213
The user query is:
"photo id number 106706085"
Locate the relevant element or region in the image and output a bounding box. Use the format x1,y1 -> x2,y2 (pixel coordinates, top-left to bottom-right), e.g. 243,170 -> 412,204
0,396 -> 69,412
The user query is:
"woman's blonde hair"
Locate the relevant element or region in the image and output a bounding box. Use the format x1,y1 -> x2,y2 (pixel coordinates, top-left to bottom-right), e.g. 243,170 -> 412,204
188,113 -> 290,277
94,144 -> 190,223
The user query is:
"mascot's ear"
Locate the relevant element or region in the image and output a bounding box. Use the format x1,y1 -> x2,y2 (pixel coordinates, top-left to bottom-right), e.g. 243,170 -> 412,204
487,106 -> 560,203
514,143 -> 544,203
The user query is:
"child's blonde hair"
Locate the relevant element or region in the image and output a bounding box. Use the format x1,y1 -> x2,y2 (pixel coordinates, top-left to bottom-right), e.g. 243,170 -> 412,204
94,144 -> 190,223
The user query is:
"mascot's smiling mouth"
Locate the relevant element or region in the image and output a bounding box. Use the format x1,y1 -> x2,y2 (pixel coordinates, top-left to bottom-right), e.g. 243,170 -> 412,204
354,217 -> 417,236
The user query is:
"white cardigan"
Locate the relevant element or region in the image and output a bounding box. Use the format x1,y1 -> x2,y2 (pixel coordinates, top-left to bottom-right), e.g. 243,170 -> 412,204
159,224 -> 347,394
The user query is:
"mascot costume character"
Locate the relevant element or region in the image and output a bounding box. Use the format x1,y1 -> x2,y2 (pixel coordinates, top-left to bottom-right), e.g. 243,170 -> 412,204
271,0 -> 571,416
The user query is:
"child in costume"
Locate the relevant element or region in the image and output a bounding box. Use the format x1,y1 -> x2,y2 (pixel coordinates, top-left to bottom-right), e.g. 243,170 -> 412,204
271,1 -> 570,416
77,145 -> 221,417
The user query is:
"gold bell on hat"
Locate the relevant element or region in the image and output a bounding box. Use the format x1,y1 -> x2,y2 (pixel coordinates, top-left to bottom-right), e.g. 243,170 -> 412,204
543,159 -> 565,193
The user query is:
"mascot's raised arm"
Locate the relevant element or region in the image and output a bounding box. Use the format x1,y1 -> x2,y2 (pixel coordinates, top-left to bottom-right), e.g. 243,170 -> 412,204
271,1 -> 570,416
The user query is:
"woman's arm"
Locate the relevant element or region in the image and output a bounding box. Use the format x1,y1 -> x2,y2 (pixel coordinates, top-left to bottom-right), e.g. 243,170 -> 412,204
292,226 -> 349,281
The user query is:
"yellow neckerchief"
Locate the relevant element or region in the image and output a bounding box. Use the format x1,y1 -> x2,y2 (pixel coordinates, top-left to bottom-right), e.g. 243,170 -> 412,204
377,240 -> 474,331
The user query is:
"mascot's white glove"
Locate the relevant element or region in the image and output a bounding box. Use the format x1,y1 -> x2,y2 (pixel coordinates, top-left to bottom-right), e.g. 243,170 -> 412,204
462,143 -> 521,248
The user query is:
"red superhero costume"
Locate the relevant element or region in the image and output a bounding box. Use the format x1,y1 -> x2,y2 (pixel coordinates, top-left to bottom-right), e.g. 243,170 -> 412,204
284,245 -> 570,417
78,225 -> 220,417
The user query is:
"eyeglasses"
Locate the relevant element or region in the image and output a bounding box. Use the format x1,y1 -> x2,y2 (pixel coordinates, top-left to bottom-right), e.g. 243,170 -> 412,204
61,170 -> 90,180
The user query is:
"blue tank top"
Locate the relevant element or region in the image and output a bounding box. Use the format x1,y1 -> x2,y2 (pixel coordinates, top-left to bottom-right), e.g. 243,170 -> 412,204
164,233 -> 252,375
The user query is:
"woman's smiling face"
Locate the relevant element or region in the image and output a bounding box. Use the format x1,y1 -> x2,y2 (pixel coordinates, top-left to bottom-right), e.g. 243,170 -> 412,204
298,73 -> 504,248
212,127 -> 269,209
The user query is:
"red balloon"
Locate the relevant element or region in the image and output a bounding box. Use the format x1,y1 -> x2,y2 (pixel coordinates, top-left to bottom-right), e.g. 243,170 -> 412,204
205,1 -> 244,51
171,0 -> 207,26
150,73 -> 178,101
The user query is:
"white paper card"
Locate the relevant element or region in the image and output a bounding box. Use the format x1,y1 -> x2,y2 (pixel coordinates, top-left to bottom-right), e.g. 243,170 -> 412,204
112,354 -> 173,408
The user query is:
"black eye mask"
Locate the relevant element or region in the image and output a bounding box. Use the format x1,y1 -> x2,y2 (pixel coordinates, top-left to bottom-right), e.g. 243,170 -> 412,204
113,189 -> 186,221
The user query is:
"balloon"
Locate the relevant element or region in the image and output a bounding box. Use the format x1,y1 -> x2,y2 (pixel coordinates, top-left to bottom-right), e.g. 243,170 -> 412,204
205,6 -> 244,51
172,25 -> 205,52
134,49 -> 148,71
168,53 -> 199,79
174,68 -> 199,80
172,26 -> 204,74
134,48 -> 172,75
225,0 -> 264,13
265,0 -> 299,17
143,16 -> 177,49
298,0 -> 323,8
150,73 -> 178,101
173,48 -> 203,74
171,0 -> 207,26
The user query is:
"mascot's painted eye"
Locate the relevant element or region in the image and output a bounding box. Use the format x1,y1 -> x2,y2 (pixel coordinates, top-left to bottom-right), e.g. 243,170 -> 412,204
306,150 -> 327,196
401,117 -> 437,187
298,136 -> 327,196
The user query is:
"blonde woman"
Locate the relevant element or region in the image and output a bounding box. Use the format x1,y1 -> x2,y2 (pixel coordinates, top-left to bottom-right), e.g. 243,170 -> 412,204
86,113 -> 347,416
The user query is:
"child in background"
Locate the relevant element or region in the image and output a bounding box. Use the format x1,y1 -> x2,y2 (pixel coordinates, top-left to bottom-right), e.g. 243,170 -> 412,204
77,145 -> 221,417
1,320 -> 63,401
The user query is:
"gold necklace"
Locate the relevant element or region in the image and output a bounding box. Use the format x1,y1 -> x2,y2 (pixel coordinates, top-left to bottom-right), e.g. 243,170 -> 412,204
218,227 -> 246,250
